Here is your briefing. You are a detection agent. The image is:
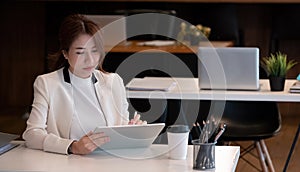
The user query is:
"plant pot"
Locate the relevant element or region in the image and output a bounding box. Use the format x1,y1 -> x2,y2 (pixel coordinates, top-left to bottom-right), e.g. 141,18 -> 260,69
269,76 -> 286,91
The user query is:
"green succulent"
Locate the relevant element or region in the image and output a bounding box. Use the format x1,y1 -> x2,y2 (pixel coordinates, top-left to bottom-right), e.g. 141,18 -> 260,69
261,52 -> 298,77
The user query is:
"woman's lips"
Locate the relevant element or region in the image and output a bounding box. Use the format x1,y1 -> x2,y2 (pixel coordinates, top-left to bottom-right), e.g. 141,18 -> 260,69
83,66 -> 95,71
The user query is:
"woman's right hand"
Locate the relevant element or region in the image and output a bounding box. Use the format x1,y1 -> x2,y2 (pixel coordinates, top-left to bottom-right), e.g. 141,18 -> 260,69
70,131 -> 110,155
128,113 -> 147,125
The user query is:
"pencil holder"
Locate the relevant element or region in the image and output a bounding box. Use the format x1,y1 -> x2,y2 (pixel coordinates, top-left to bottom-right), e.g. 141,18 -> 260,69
192,140 -> 216,170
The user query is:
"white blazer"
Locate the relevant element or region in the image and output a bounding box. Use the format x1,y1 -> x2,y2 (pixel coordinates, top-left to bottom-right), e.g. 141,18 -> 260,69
22,67 -> 129,154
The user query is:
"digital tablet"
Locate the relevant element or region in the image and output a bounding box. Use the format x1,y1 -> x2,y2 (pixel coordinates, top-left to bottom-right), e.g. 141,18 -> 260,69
0,132 -> 19,155
94,123 -> 165,150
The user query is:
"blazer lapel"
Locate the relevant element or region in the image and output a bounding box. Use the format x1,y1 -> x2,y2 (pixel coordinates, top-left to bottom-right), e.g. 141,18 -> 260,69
93,74 -> 114,126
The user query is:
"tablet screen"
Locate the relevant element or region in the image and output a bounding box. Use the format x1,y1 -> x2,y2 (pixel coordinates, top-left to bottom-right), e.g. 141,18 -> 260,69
94,123 -> 165,150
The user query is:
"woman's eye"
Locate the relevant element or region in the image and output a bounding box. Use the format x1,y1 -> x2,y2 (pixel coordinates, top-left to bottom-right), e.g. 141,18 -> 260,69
76,52 -> 85,55
92,49 -> 98,53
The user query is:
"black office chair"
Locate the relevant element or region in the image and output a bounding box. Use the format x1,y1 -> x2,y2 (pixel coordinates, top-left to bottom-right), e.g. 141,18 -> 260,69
219,101 -> 281,172
269,5 -> 300,55
189,4 -> 243,46
269,5 -> 300,79
115,9 -> 177,41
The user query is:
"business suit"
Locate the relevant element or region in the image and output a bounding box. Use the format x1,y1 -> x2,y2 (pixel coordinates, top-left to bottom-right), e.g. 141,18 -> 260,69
22,67 -> 129,154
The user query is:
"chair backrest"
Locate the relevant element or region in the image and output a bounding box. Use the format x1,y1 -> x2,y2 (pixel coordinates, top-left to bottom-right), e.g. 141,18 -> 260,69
114,9 -> 177,40
269,5 -> 300,79
221,101 -> 281,140
85,15 -> 127,46
196,100 -> 281,140
190,4 -> 241,46
270,5 -> 300,54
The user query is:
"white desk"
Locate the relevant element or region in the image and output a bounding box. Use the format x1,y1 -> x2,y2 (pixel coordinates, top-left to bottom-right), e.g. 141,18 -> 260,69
126,77 -> 300,171
0,142 -> 239,172
127,78 -> 300,102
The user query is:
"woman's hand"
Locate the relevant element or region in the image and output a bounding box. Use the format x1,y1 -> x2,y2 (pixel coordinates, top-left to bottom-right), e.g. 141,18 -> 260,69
70,131 -> 110,155
128,113 -> 147,125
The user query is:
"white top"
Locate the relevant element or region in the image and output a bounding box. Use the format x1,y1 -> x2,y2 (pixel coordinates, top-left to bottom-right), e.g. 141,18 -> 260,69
0,142 -> 240,172
69,71 -> 107,140
127,77 -> 300,102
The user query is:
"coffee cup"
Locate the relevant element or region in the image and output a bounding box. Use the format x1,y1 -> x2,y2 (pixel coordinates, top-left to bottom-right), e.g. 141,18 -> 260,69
167,125 -> 189,160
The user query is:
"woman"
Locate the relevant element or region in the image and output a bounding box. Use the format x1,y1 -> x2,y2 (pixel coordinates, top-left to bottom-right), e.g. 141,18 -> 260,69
23,14 -> 144,155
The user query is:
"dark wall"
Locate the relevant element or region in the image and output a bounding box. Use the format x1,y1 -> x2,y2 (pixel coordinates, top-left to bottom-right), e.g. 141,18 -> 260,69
0,1 -> 45,109
1,1 -> 300,110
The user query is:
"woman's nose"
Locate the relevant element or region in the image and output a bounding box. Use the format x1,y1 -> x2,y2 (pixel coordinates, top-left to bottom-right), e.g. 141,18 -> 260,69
85,51 -> 95,64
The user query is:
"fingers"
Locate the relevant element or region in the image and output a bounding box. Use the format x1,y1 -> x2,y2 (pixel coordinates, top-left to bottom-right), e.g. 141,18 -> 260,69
73,132 -> 110,155
71,140 -> 96,155
86,131 -> 93,136
129,114 -> 140,124
88,132 -> 110,146
128,113 -> 147,125
134,114 -> 147,125
134,113 -> 141,123
135,119 -> 147,125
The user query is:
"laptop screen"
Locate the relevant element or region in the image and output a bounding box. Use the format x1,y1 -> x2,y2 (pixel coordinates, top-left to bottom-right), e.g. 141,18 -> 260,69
198,47 -> 260,90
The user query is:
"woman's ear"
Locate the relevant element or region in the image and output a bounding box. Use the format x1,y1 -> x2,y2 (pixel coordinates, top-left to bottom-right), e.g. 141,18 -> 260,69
62,50 -> 68,59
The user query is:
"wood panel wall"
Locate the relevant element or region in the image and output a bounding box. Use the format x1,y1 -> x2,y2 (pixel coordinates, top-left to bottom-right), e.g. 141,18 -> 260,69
0,2 -> 45,109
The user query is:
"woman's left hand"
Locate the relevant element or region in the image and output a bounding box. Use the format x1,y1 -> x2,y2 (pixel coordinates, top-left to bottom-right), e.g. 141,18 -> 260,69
128,113 -> 147,125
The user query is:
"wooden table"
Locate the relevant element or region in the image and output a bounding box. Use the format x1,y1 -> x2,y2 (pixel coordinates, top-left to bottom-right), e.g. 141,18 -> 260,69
103,40 -> 234,77
105,40 -> 234,54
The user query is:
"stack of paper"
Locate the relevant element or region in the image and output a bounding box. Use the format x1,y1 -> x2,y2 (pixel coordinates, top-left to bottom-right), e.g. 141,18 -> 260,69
126,77 -> 176,91
290,81 -> 300,93
136,40 -> 175,47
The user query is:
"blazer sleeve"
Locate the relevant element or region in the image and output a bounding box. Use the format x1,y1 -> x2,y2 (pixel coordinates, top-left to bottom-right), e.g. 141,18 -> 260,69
22,76 -> 73,154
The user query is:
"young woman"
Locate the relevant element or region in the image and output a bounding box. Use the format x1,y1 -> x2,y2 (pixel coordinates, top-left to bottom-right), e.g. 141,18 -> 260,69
23,14 -> 144,155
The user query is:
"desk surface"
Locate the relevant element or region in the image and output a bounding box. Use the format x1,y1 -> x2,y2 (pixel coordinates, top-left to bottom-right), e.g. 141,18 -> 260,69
0,142 -> 239,172
105,41 -> 234,54
127,78 -> 300,102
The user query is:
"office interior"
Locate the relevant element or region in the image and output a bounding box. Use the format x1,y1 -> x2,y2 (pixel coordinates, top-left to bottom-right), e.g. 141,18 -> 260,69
0,0 -> 299,171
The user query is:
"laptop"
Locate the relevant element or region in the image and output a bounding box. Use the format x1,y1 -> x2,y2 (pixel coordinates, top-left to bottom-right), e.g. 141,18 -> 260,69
85,15 -> 127,47
94,123 -> 165,150
0,132 -> 19,155
198,47 -> 260,90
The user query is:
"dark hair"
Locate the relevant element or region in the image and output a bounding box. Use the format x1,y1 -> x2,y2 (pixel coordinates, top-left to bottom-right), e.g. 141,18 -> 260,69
48,14 -> 105,72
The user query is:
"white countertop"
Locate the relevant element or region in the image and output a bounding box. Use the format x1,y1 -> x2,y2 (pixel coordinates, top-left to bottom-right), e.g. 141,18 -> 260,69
0,142 -> 240,172
127,78 -> 300,102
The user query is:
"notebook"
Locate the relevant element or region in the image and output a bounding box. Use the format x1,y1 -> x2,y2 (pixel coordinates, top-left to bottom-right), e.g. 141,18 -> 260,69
126,77 -> 176,91
290,81 -> 300,93
198,47 -> 260,90
85,15 -> 127,46
0,132 -> 19,155
136,40 -> 175,47
94,123 -> 165,150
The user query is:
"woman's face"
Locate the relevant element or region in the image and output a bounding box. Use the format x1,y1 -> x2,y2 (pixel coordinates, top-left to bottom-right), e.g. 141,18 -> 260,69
65,34 -> 100,78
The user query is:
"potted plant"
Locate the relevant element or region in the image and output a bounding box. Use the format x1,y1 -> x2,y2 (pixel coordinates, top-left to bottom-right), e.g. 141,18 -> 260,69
176,22 -> 211,46
261,52 -> 298,91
